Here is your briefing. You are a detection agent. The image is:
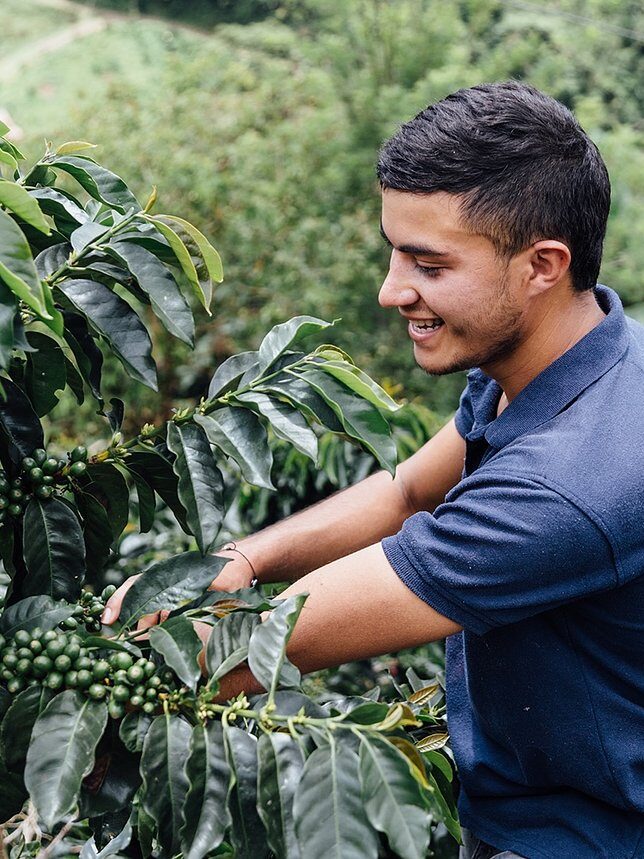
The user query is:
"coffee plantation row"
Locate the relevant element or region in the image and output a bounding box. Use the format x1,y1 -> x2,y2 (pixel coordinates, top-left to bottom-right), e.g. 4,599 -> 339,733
0,130 -> 460,857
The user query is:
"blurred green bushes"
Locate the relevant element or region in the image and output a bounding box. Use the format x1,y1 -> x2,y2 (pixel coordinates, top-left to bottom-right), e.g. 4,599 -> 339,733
1,0 -> 642,434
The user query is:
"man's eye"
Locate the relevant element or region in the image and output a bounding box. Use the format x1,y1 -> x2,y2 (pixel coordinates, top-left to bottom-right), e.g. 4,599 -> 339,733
415,263 -> 443,278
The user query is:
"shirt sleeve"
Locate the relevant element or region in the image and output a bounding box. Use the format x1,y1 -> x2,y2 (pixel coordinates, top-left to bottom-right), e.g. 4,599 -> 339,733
381,472 -> 617,635
454,379 -> 474,438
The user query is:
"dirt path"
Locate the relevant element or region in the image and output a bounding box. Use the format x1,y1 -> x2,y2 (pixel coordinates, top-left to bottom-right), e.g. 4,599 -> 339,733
0,0 -> 209,84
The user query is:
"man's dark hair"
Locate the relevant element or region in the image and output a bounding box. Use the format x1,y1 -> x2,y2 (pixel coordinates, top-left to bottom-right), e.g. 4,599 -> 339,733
377,81 -> 611,292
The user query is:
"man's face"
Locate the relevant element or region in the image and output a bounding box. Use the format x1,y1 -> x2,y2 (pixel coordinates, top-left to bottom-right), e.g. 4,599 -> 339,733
379,189 -> 529,376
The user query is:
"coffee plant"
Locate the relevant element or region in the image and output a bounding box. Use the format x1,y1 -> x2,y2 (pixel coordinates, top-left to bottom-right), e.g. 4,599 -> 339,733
0,126 -> 460,858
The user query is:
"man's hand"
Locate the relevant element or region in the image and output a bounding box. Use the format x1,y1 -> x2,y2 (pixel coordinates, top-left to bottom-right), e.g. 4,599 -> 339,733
101,551 -> 256,630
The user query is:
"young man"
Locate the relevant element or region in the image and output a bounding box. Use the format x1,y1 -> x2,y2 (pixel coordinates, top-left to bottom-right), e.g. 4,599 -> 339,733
104,82 -> 644,858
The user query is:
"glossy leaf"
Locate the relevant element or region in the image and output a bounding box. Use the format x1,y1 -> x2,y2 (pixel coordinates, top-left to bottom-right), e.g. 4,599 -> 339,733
0,148 -> 18,172
0,207 -> 48,316
257,733 -> 304,859
416,731 -> 450,752
205,610 -> 261,680
22,497 -> 85,601
180,722 -> 232,859
157,214 -> 223,283
259,373 -> 343,433
70,221 -> 109,253
0,178 -> 50,234
148,614 -> 202,692
29,187 -> 89,228
55,140 -> 97,156
129,469 -> 156,533
166,421 -> 225,553
0,753 -> 27,822
78,731 -> 141,819
359,734 -> 431,859
25,331 -> 66,416
195,408 -> 274,490
293,739 -> 379,859
119,711 -> 154,754
140,712 -> 191,855
298,369 -> 397,473
315,359 -> 399,411
0,686 -> 54,771
247,595 -> 306,696
119,551 -> 227,629
143,216 -> 201,301
153,215 -> 217,312
0,595 -> 74,636
64,311 -> 103,401
85,462 -> 130,541
57,278 -> 157,390
0,278 -> 17,370
258,316 -> 332,371
125,447 -> 188,533
49,156 -> 140,213
34,241 -> 69,279
111,240 -> 194,346
25,690 -> 108,831
76,490 -> 114,577
236,391 -> 319,461
208,350 -> 258,398
224,726 -> 269,859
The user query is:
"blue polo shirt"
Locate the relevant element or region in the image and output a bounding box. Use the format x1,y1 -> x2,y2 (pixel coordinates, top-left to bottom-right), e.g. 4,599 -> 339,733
382,286 -> 644,858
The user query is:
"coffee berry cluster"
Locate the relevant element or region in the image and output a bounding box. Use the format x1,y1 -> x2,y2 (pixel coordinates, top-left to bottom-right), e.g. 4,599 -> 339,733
0,445 -> 89,525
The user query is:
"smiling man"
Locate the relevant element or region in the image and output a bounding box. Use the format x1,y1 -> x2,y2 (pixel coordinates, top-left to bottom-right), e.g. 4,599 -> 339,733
104,82 -> 644,858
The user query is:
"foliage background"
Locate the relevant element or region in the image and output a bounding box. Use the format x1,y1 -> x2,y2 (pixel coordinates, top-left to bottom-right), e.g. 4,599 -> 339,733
1,0 -> 642,440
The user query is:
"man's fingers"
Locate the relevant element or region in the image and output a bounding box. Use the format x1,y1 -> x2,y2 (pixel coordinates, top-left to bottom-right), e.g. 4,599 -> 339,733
101,573 -> 141,625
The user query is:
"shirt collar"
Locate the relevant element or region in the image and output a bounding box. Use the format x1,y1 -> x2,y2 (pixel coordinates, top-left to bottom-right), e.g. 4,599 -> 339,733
468,285 -> 630,450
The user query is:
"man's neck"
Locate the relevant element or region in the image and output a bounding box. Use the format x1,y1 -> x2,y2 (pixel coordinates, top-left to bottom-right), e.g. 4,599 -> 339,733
485,290 -> 606,403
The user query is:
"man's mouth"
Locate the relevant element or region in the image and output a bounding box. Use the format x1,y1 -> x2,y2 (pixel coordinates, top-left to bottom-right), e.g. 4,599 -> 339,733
409,318 -> 444,333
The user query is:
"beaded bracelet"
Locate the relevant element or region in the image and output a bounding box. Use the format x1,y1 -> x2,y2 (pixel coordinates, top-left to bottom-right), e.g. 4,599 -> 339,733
218,541 -> 258,587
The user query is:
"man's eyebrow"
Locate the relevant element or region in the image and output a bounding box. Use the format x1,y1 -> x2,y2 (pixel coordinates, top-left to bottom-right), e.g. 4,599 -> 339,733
379,221 -> 450,257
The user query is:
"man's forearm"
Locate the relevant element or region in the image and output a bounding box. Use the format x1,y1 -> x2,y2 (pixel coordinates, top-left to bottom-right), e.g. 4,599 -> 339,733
234,469 -> 414,585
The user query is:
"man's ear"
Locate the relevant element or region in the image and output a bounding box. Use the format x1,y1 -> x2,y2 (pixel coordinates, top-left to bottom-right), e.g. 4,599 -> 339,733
524,240 -> 572,296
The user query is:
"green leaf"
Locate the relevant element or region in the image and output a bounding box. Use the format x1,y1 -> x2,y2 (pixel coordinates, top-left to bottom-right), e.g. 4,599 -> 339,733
166,421 -> 225,553
29,188 -> 88,228
148,614 -> 202,692
57,278 -> 157,390
70,221 -> 109,253
423,749 -> 453,782
119,711 -> 154,754
315,360 -> 400,411
298,369 -> 397,474
25,690 -> 108,831
49,156 -> 140,214
152,215 -> 218,312
205,611 -> 261,680
235,391 -> 319,461
85,462 -> 130,541
119,551 -> 227,629
224,726 -> 270,859
208,351 -> 258,398
76,491 -> 113,578
63,311 -> 103,401
259,374 -> 343,433
1,686 -> 54,772
126,447 -> 188,533
180,722 -> 232,859
0,595 -> 74,636
78,732 -> 141,819
257,733 -> 304,859
247,595 -> 306,696
143,216 -> 202,307
55,141 -> 97,156
195,408 -> 274,490
293,738 -> 379,859
0,278 -> 17,371
129,469 -> 156,533
0,753 -> 27,821
0,377 -> 43,460
359,734 -> 431,859
24,331 -> 67,416
140,712 -> 191,855
22,497 -> 85,601
258,316 -> 332,371
426,769 -> 461,842
0,149 -> 18,172
0,207 -> 48,316
157,215 -> 223,283
0,179 -> 50,235
110,241 -> 195,346
341,702 -> 390,725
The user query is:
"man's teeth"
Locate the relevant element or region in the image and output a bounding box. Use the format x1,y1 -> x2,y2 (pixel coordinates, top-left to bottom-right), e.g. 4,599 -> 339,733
412,320 -> 443,330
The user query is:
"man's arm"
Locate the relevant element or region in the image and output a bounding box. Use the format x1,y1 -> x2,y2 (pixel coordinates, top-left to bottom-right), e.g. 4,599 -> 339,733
103,418 -> 464,622
225,416 -> 465,587
212,541 -> 462,699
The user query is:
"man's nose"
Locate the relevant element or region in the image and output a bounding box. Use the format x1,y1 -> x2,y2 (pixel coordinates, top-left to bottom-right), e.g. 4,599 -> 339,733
378,263 -> 420,308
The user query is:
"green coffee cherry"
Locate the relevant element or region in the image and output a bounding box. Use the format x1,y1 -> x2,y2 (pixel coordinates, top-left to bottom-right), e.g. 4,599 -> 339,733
0,476 -> 8,493
45,672 -> 64,691
21,457 -> 36,471
142,701 -> 156,715
76,669 -> 93,689
7,677 -> 24,694
88,683 -> 107,701
14,630 -> 31,647
29,467 -> 44,483
16,648 -> 33,661
32,449 -> 47,465
54,654 -> 72,673
0,498 -> 8,511
69,461 -> 87,478
35,485 -> 52,501
32,655 -> 53,677
42,475 -> 55,486
43,458 -> 60,475
112,685 -> 131,703
129,694 -> 144,708
65,670 -> 78,688
101,585 -> 117,600
8,504 -> 21,517
45,638 -> 66,659
110,652 -> 134,671
92,660 -> 110,681
70,446 -> 88,463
